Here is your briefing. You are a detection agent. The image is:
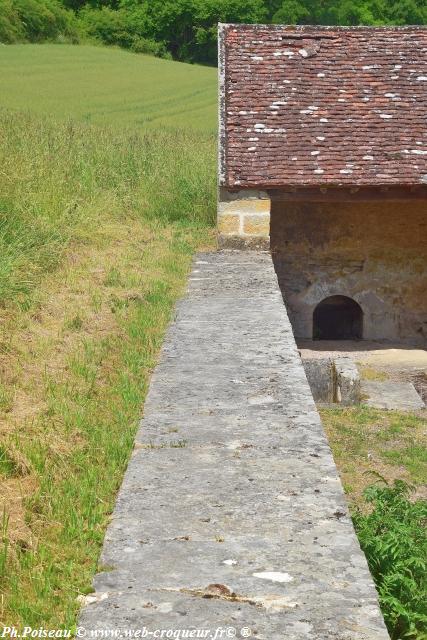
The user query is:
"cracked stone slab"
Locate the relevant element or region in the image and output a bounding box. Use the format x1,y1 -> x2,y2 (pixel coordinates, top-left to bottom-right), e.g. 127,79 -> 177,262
362,379 -> 425,410
79,251 -> 389,639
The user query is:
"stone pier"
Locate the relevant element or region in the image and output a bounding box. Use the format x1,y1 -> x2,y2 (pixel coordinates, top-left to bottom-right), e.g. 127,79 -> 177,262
218,189 -> 270,250
79,252 -> 389,640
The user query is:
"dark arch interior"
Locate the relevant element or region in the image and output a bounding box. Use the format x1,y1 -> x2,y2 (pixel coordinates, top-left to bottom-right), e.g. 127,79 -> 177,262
313,296 -> 363,340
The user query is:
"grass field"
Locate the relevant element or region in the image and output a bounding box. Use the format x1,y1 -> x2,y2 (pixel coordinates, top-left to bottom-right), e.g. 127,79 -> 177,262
0,44 -> 217,132
0,44 -> 216,626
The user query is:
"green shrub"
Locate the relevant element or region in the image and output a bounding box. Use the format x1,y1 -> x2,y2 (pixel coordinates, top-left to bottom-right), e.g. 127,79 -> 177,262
353,480 -> 427,639
78,6 -> 170,57
0,0 -> 25,42
271,0 -> 310,24
77,0 -> 267,63
0,0 -> 79,43
78,5 -> 128,46
118,0 -> 267,64
129,35 -> 170,58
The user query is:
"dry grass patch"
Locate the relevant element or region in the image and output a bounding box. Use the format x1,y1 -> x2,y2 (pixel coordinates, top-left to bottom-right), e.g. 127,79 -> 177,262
320,405 -> 427,507
358,365 -> 390,381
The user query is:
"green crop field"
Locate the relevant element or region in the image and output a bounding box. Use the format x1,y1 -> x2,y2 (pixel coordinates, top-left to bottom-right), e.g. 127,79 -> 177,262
0,44 -> 217,132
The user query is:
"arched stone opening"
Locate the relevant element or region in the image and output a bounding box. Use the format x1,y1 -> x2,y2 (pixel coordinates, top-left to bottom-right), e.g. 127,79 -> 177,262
313,296 -> 363,340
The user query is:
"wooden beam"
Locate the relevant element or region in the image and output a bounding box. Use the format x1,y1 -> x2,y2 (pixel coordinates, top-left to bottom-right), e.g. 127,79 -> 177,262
268,185 -> 427,202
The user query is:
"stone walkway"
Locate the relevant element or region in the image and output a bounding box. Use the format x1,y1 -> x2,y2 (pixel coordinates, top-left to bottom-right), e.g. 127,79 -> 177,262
79,252 -> 389,640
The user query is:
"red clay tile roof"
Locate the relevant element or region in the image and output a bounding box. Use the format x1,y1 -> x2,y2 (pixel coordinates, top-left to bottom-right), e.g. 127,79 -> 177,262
219,24 -> 427,189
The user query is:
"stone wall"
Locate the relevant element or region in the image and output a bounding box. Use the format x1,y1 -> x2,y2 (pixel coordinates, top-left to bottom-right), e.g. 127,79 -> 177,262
218,188 -> 270,249
271,199 -> 427,345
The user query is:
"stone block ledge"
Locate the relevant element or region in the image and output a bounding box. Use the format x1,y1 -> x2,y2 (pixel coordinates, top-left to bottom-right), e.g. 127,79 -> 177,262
218,188 -> 271,248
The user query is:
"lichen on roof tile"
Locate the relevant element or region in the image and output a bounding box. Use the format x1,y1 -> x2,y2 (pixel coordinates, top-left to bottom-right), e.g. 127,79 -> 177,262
219,24 -> 427,188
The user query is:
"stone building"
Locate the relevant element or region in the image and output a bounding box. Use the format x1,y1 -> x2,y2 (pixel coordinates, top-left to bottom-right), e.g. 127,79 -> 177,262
218,24 -> 427,344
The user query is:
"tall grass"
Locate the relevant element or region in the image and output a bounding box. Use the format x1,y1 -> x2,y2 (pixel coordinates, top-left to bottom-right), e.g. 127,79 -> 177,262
0,508 -> 9,578
0,109 -> 216,309
0,109 -> 216,626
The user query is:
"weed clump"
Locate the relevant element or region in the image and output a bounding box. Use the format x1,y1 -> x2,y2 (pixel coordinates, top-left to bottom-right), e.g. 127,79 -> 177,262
353,480 -> 427,640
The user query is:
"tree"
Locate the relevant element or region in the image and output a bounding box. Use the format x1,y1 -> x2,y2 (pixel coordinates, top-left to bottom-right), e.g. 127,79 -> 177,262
118,0 -> 266,63
271,0 -> 310,24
